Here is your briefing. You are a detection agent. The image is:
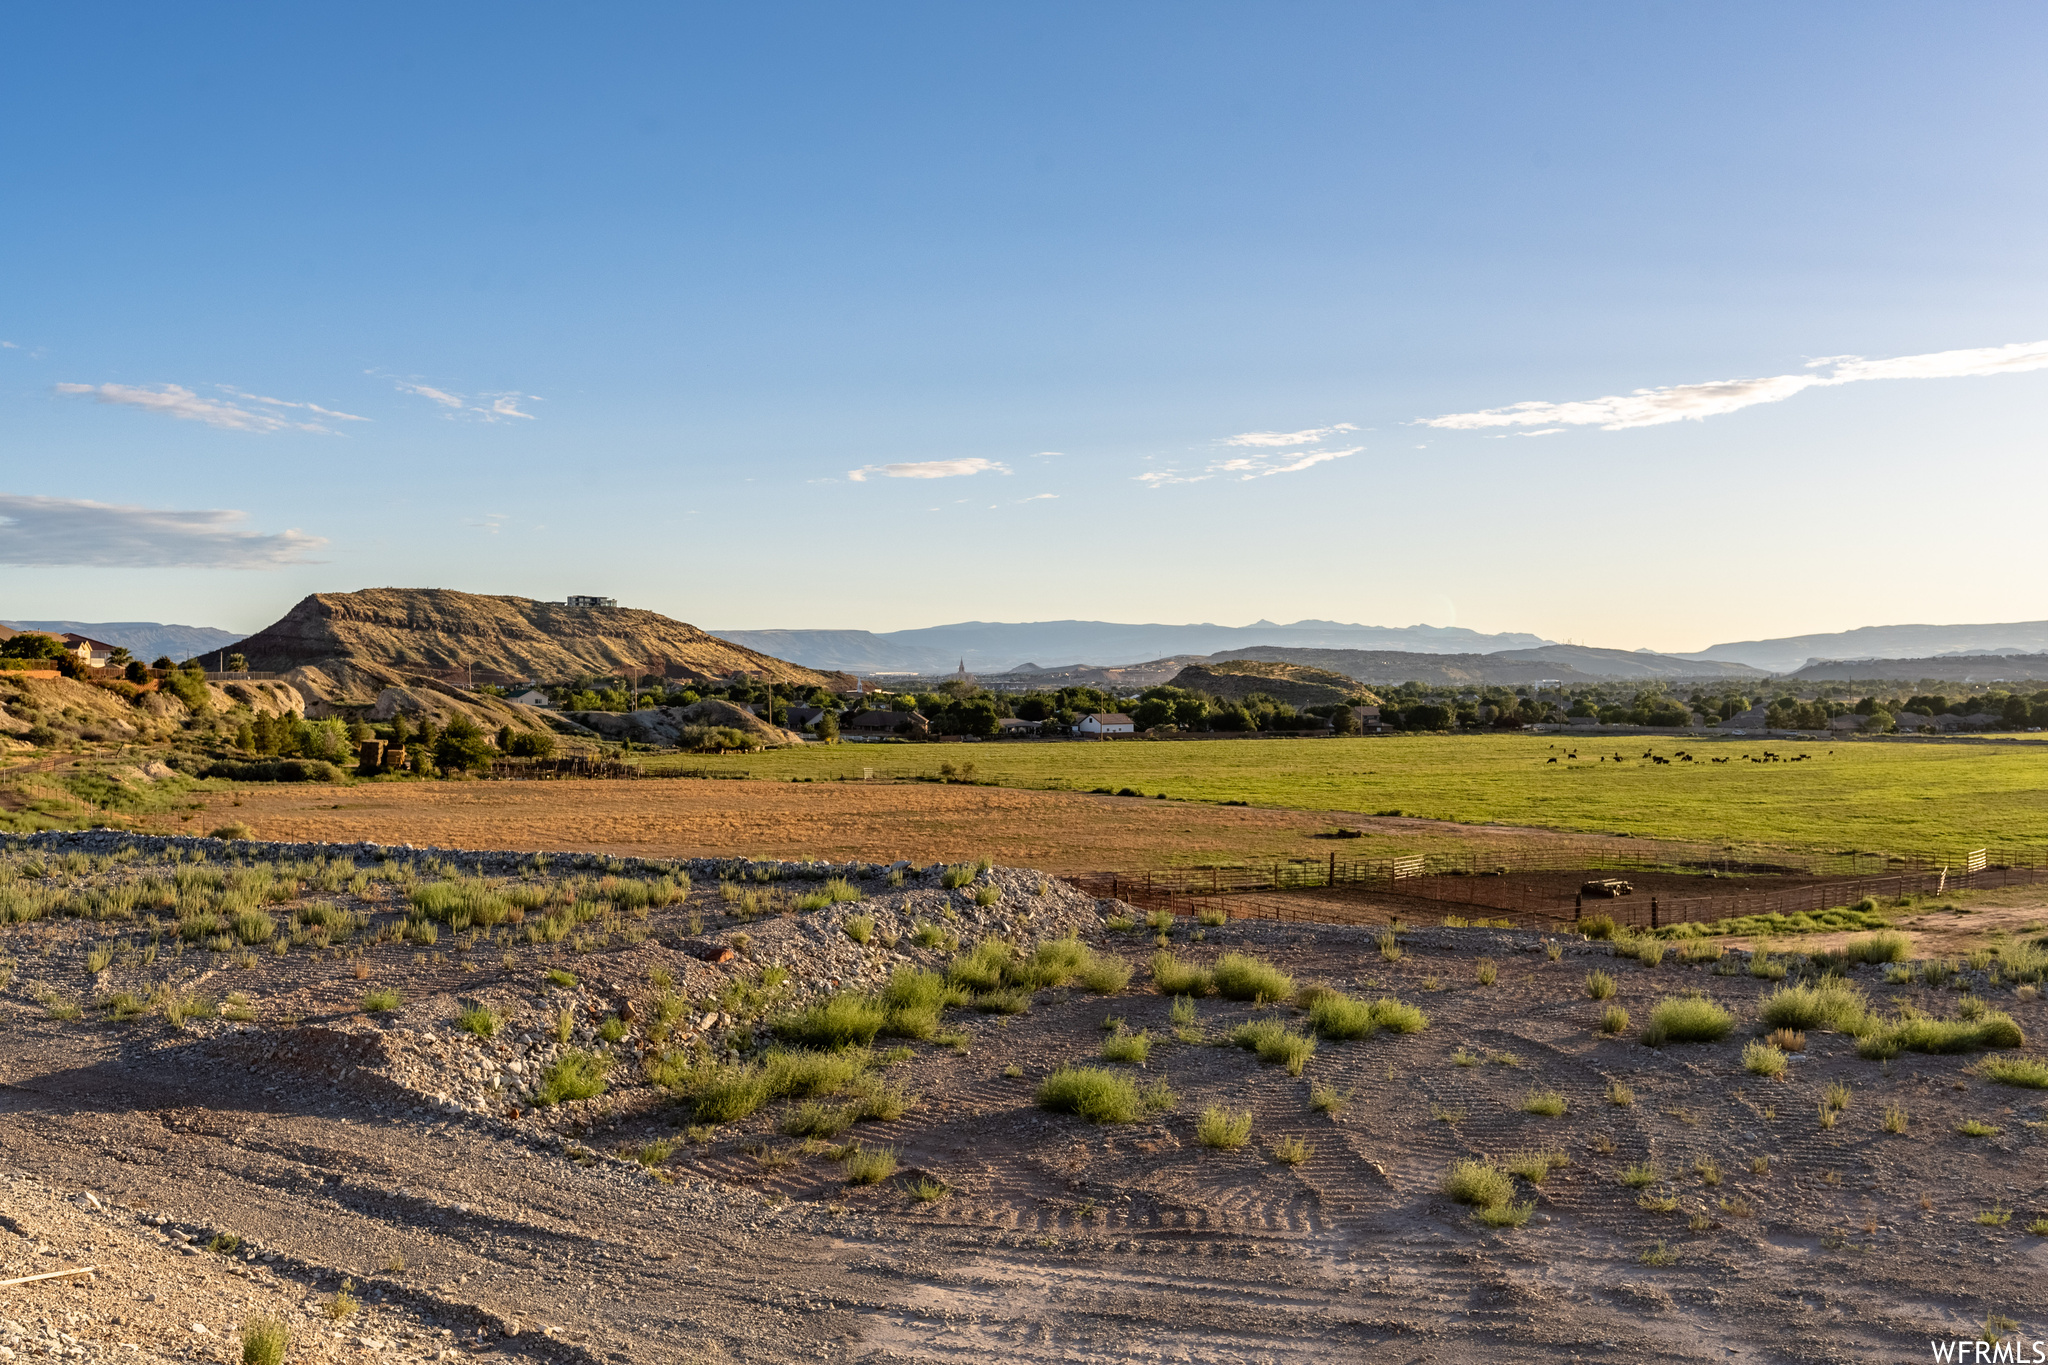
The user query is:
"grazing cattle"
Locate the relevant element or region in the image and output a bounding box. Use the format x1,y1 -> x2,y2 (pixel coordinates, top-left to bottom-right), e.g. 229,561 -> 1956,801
1546,757 -> 1558,764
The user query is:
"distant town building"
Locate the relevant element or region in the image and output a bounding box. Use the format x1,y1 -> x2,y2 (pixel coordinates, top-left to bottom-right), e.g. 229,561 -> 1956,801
566,595 -> 617,608
508,688 -> 553,708
1074,712 -> 1135,737
996,717 -> 1043,736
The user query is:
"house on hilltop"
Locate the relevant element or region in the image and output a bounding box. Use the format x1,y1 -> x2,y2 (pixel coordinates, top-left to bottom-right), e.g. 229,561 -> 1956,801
60,634 -> 116,668
1075,712 -> 1135,737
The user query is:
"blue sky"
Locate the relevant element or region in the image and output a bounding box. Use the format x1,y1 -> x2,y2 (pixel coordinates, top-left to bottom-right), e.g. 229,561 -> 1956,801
5,3 -> 2047,652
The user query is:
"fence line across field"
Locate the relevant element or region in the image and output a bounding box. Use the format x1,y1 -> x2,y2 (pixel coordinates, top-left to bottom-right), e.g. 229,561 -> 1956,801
1064,839 -> 2048,932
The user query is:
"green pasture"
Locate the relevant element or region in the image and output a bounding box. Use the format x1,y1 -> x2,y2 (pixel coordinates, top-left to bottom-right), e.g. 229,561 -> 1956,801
642,735 -> 2048,856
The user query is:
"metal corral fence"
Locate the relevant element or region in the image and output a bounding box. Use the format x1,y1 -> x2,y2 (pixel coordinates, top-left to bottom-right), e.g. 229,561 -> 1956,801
1066,840 -> 2048,931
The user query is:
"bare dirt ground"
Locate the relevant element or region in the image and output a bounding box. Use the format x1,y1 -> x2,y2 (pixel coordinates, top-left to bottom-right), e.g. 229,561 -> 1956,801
167,779 -> 1382,873
4,834 -> 2046,1363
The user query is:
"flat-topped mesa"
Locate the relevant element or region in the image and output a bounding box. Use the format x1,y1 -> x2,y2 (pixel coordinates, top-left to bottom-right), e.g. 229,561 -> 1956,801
222,588 -> 840,691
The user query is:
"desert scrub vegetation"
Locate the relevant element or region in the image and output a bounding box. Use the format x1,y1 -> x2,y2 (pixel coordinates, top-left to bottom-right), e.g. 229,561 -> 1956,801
1196,1105 -> 1253,1149
1150,949 -> 1213,996
1600,1006 -> 1630,1035
1759,980 -> 1870,1034
840,1144 -> 898,1185
360,986 -> 400,1014
1854,1007 -> 2024,1060
1442,1158 -> 1531,1227
535,1050 -> 609,1105
1585,970 -> 1616,1000
1742,1040 -> 1788,1078
1269,1135 -> 1312,1165
1978,1055 -> 2048,1089
1303,990 -> 1426,1040
1519,1089 -> 1568,1117
1505,1149 -> 1570,1184
1037,1066 -> 1159,1124
1227,1018 -> 1317,1075
456,1003 -> 498,1038
1211,951 -> 1293,1002
1641,993 -> 1734,1046
240,1315 -> 290,1365
1100,1028 -> 1152,1065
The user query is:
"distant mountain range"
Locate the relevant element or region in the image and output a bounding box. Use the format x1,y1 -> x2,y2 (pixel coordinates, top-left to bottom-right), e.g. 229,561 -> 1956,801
710,619 -> 1553,674
1,620 -> 245,663
1786,654 -> 2048,683
1679,620 -> 2048,675
21,609 -> 2048,683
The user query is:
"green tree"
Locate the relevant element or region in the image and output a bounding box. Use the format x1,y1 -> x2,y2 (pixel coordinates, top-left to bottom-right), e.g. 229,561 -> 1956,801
816,710 -> 839,741
435,715 -> 495,772
123,659 -> 149,684
506,729 -> 557,758
226,653 -> 248,672
1,633 -> 65,660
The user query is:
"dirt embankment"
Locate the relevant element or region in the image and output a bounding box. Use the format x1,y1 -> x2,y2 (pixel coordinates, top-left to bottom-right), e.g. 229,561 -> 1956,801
4,832 -> 2045,1362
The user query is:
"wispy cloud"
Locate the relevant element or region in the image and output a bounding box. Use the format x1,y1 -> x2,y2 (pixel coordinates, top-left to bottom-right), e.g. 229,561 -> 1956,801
1224,423 -> 1357,448
392,380 -> 540,422
1138,425 -> 1362,489
0,494 -> 325,568
1419,339 -> 2048,432
53,382 -> 364,434
847,457 -> 1009,482
1019,493 -> 1059,501
1215,446 -> 1360,479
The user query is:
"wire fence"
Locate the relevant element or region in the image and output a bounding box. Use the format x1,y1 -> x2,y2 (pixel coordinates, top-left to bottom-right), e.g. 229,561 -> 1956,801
1063,838 -> 2048,931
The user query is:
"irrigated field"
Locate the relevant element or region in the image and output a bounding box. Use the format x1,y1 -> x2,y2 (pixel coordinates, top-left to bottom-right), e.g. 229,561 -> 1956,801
645,734 -> 2048,854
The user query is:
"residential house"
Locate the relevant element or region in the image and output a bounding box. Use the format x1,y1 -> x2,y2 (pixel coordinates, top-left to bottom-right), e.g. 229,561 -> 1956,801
1828,715 -> 1866,732
60,634 -> 116,668
786,705 -> 835,733
508,688 -> 553,708
1720,704 -> 1769,730
842,709 -> 929,741
1892,712 -> 1937,731
995,717 -> 1042,737
1074,712 -> 1135,737
1352,705 -> 1385,734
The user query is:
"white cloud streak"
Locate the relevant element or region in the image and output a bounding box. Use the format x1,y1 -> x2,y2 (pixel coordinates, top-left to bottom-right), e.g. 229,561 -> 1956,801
1224,423 -> 1356,448
0,494 -> 326,568
393,380 -> 540,422
847,458 -> 1010,482
1419,339 -> 2048,432
53,382 -> 365,434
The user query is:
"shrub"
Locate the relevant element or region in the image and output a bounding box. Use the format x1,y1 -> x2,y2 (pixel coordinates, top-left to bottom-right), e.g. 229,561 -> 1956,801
946,939 -> 1013,992
1585,970 -> 1616,1000
842,1144 -> 898,1184
240,1316 -> 290,1365
1196,1105 -> 1252,1149
1150,950 -> 1212,996
1955,1119 -> 1999,1137
973,884 -> 1000,907
1631,938 -> 1667,968
940,864 -> 977,889
1309,1084 -> 1349,1114
1844,931 -> 1910,964
1037,1066 -> 1141,1123
1578,914 -> 1618,940
535,1050 -> 609,1105
1101,1030 -> 1151,1065
683,1062 -> 772,1123
1519,1089 -> 1567,1117
233,910 -> 276,945
457,1004 -> 498,1038
1856,1011 -> 2025,1059
1228,1018 -> 1317,1075
1211,952 -> 1293,1002
360,987 -> 400,1013
211,822 -> 254,841
1641,995 -> 1734,1046
1078,954 -> 1133,994
1505,1149 -> 1570,1184
1767,1027 -> 1806,1052
1742,1040 -> 1787,1078
1368,997 -> 1429,1033
1475,1200 -> 1534,1229
1270,1135 -> 1312,1165
1758,980 -> 1869,1034
1442,1158 -> 1513,1209
1979,1055 -> 2048,1089
1012,936 -> 1092,989
762,1048 -> 869,1099
776,993 -> 888,1050
842,915 -> 874,945
971,988 -> 1031,1015
780,1101 -> 858,1139
1620,1162 -> 1657,1187
1307,991 -> 1375,1040
1475,959 -> 1498,986
1600,1006 -> 1630,1035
